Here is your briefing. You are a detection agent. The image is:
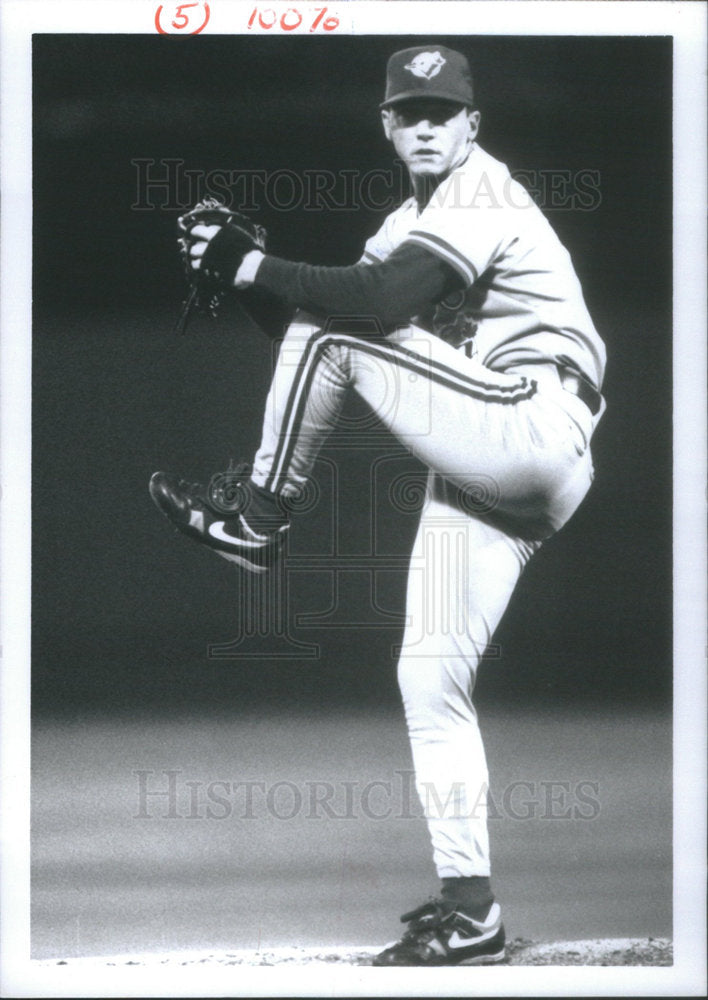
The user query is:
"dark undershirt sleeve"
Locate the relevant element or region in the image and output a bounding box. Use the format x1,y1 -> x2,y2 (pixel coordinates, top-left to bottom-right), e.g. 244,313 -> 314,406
252,242 -> 465,330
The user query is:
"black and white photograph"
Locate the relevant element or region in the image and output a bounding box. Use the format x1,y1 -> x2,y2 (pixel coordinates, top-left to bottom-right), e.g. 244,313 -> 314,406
0,0 -> 705,996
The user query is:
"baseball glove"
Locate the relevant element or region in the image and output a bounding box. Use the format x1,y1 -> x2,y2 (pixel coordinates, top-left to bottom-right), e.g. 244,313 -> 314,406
174,198 -> 267,335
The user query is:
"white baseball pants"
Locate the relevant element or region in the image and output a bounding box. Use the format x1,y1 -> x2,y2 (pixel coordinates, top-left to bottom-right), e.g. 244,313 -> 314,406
252,316 -> 600,877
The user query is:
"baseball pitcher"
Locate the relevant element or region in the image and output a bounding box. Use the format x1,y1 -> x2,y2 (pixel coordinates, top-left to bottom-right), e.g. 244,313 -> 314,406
150,45 -> 606,966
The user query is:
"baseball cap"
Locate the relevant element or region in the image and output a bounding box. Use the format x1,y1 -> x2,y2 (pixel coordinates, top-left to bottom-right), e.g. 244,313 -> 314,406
380,46 -> 474,109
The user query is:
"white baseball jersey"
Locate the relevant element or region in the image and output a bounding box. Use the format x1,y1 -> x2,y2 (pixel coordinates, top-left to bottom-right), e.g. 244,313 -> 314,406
362,143 -> 606,390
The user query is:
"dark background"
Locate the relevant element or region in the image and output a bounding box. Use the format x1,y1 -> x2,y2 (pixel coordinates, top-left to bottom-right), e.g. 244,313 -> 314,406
32,34 -> 672,716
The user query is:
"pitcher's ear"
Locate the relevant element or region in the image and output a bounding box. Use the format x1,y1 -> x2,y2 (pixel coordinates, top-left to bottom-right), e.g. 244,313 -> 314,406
467,108 -> 481,141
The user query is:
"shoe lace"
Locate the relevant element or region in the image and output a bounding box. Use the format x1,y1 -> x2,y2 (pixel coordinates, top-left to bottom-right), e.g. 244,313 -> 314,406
178,479 -> 211,505
398,899 -> 452,942
207,460 -> 252,513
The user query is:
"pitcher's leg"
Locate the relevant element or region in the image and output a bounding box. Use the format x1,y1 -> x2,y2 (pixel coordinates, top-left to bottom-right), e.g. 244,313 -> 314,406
151,321 -> 590,570
251,319 -> 352,496
251,324 -> 589,532
398,485 -> 539,878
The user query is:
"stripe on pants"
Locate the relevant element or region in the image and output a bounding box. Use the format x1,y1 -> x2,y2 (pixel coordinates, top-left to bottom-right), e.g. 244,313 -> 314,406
265,332 -> 537,492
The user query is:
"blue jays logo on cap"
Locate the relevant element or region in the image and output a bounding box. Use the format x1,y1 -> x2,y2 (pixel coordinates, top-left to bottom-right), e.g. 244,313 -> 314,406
404,51 -> 446,80
381,45 -> 475,109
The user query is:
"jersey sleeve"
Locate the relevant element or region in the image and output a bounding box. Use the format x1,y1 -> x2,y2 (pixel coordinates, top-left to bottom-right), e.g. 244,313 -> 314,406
403,169 -> 529,286
359,200 -> 414,264
360,221 -> 394,265
359,241 -> 385,265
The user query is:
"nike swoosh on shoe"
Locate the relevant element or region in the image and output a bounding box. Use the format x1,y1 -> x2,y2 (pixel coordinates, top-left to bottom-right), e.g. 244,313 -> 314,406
447,925 -> 501,949
208,521 -> 271,547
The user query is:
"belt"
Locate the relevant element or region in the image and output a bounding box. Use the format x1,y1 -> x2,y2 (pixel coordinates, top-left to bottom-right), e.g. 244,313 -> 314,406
557,367 -> 602,416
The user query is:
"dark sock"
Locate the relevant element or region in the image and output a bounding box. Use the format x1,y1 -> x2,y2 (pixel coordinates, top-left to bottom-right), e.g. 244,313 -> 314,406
244,477 -> 288,528
440,876 -> 494,918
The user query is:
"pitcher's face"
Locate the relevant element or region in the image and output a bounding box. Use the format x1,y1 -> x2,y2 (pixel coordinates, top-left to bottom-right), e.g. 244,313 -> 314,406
382,100 -> 480,179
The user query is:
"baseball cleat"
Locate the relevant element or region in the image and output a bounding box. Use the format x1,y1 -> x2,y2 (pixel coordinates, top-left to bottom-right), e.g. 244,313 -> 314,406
149,468 -> 289,574
372,899 -> 505,967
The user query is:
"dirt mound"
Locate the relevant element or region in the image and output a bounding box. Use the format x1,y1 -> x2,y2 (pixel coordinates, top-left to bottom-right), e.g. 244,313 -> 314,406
505,937 -> 672,966
39,937 -> 672,967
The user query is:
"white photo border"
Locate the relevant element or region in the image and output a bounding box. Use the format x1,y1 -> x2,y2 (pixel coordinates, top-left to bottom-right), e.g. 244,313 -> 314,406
1,1 -> 705,996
